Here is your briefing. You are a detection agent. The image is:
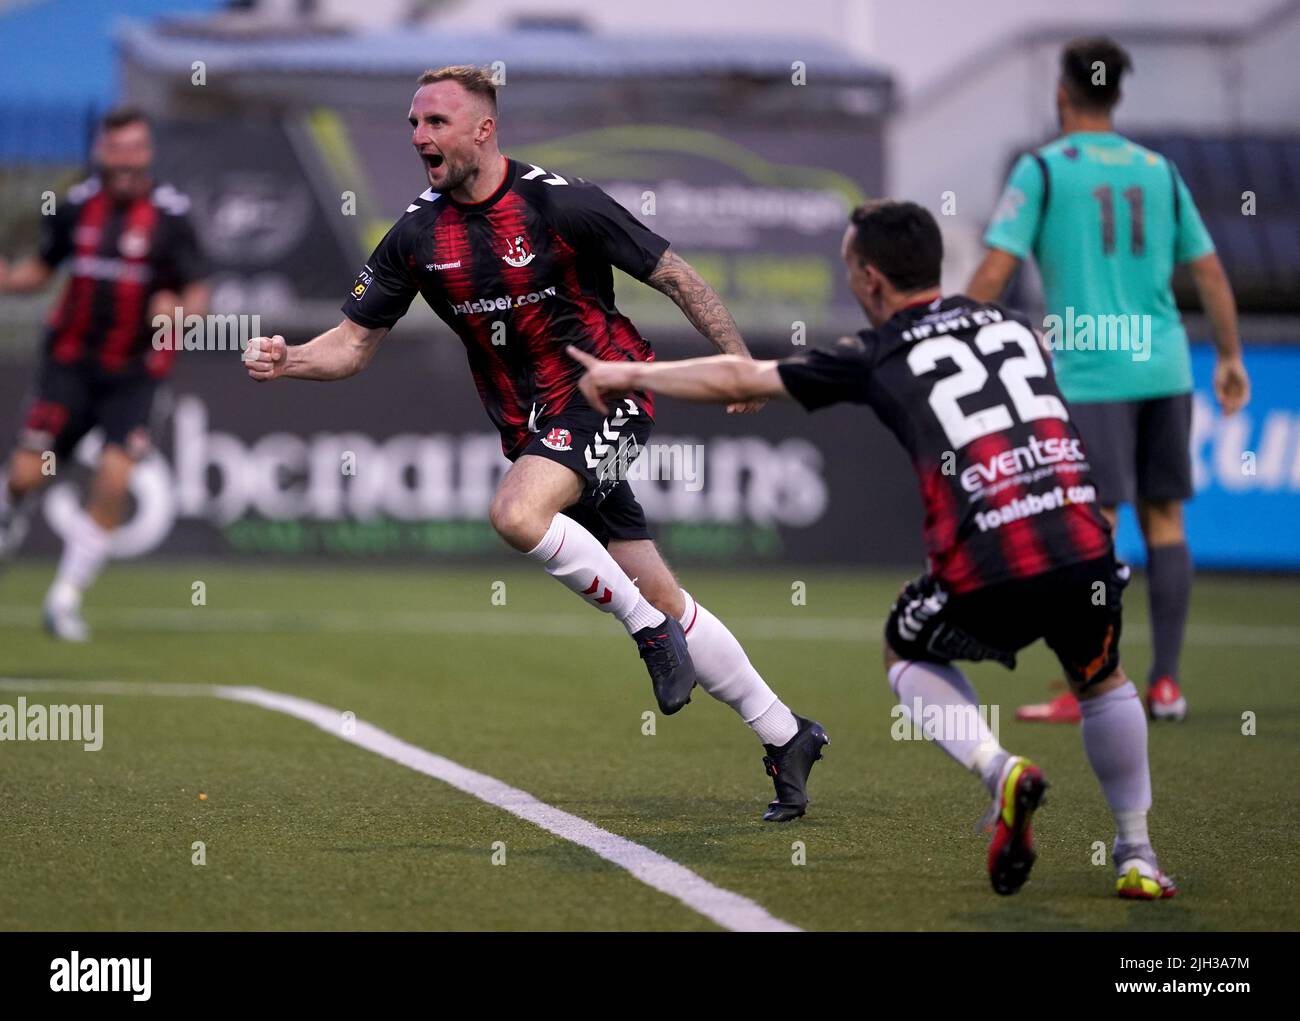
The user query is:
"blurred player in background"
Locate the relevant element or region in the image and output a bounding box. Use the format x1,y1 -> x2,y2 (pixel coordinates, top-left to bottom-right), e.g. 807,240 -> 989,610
573,201 -> 1177,899
0,108 -> 208,640
244,66 -> 828,822
967,37 -> 1250,723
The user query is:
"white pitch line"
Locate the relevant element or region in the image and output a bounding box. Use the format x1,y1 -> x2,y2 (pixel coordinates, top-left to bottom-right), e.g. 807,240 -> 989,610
0,605 -> 865,640
0,677 -> 799,933
1,604 -> 1298,647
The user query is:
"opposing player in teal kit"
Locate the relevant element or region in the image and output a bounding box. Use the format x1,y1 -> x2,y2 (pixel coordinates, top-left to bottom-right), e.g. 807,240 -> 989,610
968,36 -> 1250,724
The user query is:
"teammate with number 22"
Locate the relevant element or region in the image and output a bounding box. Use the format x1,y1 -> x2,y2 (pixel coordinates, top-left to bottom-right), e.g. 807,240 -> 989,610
243,65 -> 828,822
572,201 -> 1177,899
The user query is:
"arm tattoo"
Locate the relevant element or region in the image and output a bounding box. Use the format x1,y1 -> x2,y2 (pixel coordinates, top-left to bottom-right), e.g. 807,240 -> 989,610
646,250 -> 749,356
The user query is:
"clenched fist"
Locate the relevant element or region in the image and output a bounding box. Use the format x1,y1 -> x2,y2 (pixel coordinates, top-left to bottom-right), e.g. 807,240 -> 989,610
244,335 -> 288,381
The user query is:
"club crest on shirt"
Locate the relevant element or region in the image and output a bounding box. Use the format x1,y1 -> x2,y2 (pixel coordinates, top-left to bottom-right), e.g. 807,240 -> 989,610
541,427 -> 572,451
119,229 -> 150,259
502,234 -> 535,267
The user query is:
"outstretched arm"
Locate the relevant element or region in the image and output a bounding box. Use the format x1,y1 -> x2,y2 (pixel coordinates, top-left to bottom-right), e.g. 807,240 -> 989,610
644,249 -> 764,413
245,317 -> 388,382
568,346 -> 787,414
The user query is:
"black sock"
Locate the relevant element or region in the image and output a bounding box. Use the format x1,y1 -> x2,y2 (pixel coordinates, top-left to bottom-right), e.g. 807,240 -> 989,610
1145,542 -> 1191,685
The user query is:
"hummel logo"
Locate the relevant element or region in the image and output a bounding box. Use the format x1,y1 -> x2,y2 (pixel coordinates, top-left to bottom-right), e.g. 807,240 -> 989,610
582,576 -> 613,605
431,260 -> 461,271
584,398 -> 639,470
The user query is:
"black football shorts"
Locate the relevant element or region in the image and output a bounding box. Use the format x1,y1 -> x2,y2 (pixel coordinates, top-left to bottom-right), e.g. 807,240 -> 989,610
19,359 -> 161,461
517,396 -> 655,546
885,554 -> 1129,691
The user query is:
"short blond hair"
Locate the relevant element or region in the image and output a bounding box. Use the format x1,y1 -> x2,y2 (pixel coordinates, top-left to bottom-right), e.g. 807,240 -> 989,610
416,65 -> 498,112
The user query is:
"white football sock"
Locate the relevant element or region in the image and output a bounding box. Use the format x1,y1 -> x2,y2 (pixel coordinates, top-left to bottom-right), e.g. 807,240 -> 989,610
748,699 -> 800,747
1079,681 -> 1153,851
49,511 -> 111,608
888,659 -> 1008,794
678,590 -> 798,745
527,514 -> 664,634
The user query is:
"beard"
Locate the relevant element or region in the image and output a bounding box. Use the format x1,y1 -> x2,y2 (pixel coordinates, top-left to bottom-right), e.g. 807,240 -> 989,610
426,153 -> 472,194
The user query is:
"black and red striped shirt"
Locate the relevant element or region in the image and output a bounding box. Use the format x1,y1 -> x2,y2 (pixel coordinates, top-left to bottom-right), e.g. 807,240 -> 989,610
39,177 -> 205,378
342,158 -> 669,457
777,295 -> 1112,593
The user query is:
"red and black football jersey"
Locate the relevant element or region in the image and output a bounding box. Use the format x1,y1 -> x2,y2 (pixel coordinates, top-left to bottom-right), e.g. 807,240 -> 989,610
39,177 -> 206,378
342,157 -> 669,457
777,295 -> 1112,593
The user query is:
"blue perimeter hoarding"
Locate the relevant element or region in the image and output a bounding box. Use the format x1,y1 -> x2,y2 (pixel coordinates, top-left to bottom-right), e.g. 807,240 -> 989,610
1115,343 -> 1300,569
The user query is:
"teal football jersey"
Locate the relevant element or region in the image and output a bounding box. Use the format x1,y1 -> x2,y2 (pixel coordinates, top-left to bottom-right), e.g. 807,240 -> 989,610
984,131 -> 1215,402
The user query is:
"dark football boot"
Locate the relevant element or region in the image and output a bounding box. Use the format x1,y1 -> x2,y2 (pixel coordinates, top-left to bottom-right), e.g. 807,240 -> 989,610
633,615 -> 697,715
761,715 -> 830,821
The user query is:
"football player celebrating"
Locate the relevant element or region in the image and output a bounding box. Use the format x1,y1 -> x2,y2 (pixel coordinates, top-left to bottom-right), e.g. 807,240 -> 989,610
572,200 -> 1176,899
245,66 -> 828,822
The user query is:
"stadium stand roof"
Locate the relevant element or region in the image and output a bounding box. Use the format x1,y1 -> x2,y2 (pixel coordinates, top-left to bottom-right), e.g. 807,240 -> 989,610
116,17 -> 892,86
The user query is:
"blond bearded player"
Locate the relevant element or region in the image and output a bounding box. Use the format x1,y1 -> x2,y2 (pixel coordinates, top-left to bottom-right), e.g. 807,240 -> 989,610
244,66 -> 829,822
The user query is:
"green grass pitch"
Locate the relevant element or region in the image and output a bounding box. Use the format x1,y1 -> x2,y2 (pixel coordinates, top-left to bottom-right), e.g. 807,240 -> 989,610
1,561 -> 1296,931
